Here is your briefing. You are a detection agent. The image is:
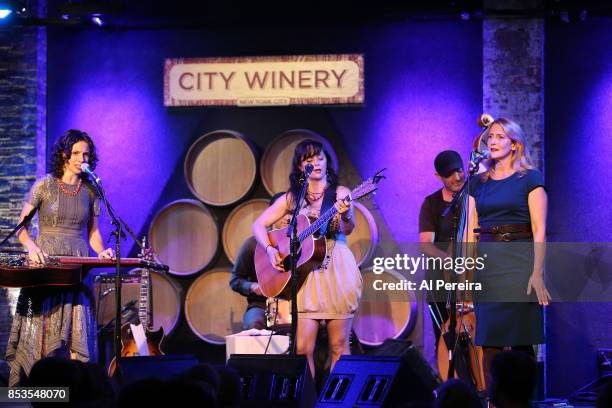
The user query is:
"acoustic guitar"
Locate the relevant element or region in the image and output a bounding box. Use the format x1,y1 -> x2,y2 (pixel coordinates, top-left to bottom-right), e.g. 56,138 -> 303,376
254,169 -> 385,299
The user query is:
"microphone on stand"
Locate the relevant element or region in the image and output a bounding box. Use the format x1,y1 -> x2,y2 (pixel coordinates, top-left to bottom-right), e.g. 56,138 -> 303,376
469,150 -> 491,174
80,163 -> 102,185
298,164 -> 315,185
304,163 -> 314,177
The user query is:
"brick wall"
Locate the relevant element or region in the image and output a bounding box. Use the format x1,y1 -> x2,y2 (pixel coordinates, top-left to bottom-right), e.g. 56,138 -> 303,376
483,1 -> 544,169
482,0 -> 546,396
0,12 -> 46,381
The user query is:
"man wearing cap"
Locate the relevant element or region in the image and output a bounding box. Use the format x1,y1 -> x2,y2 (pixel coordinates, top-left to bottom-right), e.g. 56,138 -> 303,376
418,150 -> 465,347
230,192 -> 289,330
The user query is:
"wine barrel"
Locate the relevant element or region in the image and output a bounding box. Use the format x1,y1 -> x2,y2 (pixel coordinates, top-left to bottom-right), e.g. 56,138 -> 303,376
260,129 -> 338,195
222,199 -> 269,264
184,130 -> 258,206
185,269 -> 246,345
149,199 -> 218,276
352,267 -> 418,346
347,202 -> 379,267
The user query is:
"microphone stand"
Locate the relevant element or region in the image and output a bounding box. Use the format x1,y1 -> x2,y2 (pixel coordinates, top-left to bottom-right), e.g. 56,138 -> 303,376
89,178 -> 126,372
0,206 -> 38,248
441,151 -> 479,381
287,167 -> 312,355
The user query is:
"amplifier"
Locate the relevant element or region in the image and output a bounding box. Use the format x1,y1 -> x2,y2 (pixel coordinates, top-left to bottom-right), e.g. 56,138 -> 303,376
94,273 -> 141,329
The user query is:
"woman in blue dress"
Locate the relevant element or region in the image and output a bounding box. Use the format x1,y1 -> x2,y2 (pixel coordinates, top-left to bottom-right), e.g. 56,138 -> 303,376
467,117 -> 551,388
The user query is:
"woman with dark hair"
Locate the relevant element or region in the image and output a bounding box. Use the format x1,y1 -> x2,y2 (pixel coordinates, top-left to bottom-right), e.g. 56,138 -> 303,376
6,129 -> 114,386
252,139 -> 362,377
466,118 -> 550,388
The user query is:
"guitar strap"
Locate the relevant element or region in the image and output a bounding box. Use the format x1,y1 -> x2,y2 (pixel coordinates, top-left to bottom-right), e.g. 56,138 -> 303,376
318,184 -> 337,237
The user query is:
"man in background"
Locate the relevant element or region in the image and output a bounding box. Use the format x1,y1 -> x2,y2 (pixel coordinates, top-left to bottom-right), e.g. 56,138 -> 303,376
230,192 -> 288,329
418,150 -> 465,346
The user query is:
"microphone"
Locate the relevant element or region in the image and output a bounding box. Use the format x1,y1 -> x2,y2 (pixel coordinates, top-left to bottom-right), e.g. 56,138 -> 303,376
469,150 -> 491,173
80,163 -> 101,185
304,164 -> 314,177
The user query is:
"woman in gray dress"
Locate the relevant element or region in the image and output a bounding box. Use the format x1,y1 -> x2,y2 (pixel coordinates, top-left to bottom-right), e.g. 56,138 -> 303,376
6,129 -> 114,386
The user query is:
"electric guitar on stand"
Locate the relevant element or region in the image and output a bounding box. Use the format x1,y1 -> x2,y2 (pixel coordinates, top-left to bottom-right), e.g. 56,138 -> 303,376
108,241 -> 165,376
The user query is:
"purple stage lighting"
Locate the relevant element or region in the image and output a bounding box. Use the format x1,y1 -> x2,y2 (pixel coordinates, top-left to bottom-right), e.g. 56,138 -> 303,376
92,15 -> 103,26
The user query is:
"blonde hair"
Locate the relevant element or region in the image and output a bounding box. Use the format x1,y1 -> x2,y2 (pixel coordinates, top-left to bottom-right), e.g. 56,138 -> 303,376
481,117 -> 534,181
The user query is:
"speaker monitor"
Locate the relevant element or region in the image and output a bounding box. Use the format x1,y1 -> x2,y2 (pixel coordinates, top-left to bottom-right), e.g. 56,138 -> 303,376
228,354 -> 317,408
318,339 -> 441,407
116,355 -> 199,384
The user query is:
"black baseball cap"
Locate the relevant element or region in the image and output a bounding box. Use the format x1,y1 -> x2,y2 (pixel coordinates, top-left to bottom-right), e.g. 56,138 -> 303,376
434,150 -> 463,177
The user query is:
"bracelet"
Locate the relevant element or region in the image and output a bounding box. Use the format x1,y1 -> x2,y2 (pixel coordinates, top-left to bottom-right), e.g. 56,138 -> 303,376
341,213 -> 352,222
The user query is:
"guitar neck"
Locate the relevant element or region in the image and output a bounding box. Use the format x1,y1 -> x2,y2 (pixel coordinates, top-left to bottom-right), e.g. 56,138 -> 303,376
293,169 -> 384,243
139,269 -> 151,330
298,194 -> 350,242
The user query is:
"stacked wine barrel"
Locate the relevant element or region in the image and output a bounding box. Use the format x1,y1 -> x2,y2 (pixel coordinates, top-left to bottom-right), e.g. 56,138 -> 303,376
146,129 -> 408,347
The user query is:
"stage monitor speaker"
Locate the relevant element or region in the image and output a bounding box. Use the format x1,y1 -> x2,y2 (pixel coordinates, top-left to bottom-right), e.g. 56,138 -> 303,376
227,354 -> 317,408
318,339 -> 441,407
116,355 -> 199,384
370,338 -> 441,394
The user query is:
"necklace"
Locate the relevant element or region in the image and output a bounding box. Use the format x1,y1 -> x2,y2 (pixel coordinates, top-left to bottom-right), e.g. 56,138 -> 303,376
307,185 -> 327,201
58,178 -> 82,197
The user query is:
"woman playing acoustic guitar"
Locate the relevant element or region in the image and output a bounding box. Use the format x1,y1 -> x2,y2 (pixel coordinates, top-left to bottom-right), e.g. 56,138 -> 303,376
6,129 -> 114,386
252,139 -> 362,378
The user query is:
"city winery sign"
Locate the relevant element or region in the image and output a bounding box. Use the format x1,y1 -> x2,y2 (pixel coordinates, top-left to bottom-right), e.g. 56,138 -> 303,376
164,54 -> 364,107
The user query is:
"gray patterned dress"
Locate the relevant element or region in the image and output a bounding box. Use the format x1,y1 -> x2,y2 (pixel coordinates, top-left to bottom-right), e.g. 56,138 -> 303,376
6,174 -> 99,386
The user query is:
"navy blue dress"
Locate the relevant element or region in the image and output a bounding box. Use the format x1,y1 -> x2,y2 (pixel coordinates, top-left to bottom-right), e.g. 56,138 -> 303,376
469,169 -> 545,346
